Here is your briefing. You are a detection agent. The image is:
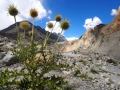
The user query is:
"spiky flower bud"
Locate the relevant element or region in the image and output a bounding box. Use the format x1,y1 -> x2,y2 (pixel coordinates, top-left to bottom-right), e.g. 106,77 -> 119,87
60,19 -> 70,30
20,21 -> 30,30
30,8 -> 38,18
8,5 -> 19,16
47,22 -> 53,29
55,15 -> 62,22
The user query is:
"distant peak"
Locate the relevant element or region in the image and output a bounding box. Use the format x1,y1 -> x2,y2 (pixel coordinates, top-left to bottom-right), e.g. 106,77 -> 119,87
112,6 -> 120,22
116,6 -> 120,16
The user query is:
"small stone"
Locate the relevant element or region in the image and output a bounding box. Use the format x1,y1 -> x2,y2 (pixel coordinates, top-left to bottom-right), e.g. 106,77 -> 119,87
110,84 -> 115,88
118,82 -> 120,85
62,70 -> 71,75
105,78 -> 112,84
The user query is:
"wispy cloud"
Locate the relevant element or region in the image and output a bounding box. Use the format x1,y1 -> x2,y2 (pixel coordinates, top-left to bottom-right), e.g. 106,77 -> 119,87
66,37 -> 79,41
45,21 -> 64,34
47,16 -> 51,20
0,0 -> 49,30
83,16 -> 102,30
48,10 -> 52,14
111,9 -> 117,16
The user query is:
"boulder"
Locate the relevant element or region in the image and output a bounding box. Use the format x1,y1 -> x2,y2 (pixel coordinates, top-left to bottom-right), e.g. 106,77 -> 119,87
4,57 -> 20,66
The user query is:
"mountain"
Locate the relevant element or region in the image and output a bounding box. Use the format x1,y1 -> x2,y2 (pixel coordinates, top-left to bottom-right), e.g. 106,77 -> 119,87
0,21 -> 67,44
58,6 -> 120,60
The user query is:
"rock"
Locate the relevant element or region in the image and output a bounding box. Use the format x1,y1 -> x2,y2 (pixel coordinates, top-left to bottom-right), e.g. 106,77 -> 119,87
0,53 -> 5,60
118,82 -> 120,85
62,70 -> 71,75
4,57 -> 20,66
1,51 -> 13,62
0,51 -> 20,66
94,24 -> 106,34
3,42 -> 15,49
110,84 -> 115,89
106,58 -> 116,64
105,78 -> 112,84
0,43 -> 5,47
0,49 -> 4,52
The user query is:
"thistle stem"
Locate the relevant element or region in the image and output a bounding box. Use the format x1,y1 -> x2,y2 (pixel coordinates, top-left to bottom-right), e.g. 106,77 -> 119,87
24,30 -> 26,39
14,16 -> 18,32
48,22 -> 57,38
14,15 -> 20,44
31,18 -> 34,41
43,22 -> 57,47
46,29 -> 63,62
52,29 -> 63,51
24,30 -> 26,44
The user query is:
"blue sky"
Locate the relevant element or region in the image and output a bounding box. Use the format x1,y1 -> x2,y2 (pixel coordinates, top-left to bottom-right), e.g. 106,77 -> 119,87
35,0 -> 120,40
0,0 -> 120,40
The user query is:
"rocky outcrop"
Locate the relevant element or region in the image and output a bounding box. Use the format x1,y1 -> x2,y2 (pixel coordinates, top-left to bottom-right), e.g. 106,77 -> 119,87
58,39 -> 81,52
59,28 -> 98,52
94,24 -> 106,34
58,6 -> 120,60
99,6 -> 120,35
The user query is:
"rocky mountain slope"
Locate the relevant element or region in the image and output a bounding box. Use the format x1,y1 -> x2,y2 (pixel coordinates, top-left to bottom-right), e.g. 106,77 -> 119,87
59,6 -> 120,60
0,21 -> 67,44
0,35 -> 120,89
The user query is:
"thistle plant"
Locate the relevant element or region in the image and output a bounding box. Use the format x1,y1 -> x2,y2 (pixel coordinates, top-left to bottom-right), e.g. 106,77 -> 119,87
43,14 -> 62,47
47,22 -> 54,29
43,22 -> 54,47
7,5 -> 19,33
55,14 -> 62,22
0,5 -> 72,90
52,19 -> 70,51
20,20 -> 30,38
30,8 -> 38,41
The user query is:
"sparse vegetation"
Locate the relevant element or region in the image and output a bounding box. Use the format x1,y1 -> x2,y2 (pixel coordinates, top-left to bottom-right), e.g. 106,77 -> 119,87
79,60 -> 87,65
99,68 -> 114,74
87,76 -> 93,81
90,67 -> 99,74
73,69 -> 81,77
108,78 -> 113,83
79,73 -> 86,78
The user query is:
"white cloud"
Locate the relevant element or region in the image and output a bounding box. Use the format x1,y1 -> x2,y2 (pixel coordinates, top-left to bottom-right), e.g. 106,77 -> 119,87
47,10 -> 52,20
47,16 -> 51,20
66,37 -> 79,41
0,0 -> 48,30
111,9 -> 117,16
45,21 -> 64,34
83,16 -> 102,30
48,10 -> 52,14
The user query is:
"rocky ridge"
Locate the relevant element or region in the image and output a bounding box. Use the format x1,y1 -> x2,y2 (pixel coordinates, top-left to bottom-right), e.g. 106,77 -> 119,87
0,21 -> 67,44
